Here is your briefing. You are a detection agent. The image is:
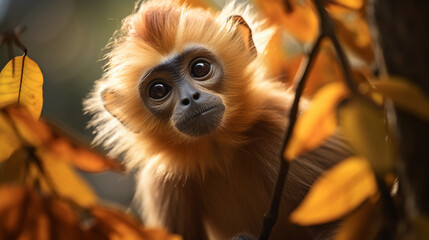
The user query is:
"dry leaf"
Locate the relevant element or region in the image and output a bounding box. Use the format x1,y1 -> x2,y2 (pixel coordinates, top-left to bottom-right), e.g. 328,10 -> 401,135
90,206 -> 182,240
45,197 -> 102,239
0,56 -> 43,119
38,152 -> 98,207
290,157 -> 378,225
5,105 -> 51,146
338,97 -> 395,175
372,76 -> 429,122
45,123 -> 125,173
0,185 -> 32,239
0,186 -> 179,240
3,105 -> 124,172
285,81 -> 349,160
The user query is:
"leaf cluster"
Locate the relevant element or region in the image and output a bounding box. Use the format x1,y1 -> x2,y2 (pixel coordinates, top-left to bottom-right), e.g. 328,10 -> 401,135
0,30 -> 180,240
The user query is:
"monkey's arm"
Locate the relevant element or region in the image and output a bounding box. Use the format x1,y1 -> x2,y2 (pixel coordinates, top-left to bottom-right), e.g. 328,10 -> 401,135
136,169 -> 208,240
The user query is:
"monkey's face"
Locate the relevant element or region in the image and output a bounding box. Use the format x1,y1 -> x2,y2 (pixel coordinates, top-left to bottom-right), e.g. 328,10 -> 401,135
139,46 -> 225,137
95,3 -> 261,145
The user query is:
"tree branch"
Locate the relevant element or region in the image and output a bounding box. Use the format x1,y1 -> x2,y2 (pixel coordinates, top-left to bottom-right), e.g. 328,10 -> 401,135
258,33 -> 325,240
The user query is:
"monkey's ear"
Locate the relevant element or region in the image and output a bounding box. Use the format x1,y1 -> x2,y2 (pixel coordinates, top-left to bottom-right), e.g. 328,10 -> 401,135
100,88 -> 140,133
228,15 -> 257,58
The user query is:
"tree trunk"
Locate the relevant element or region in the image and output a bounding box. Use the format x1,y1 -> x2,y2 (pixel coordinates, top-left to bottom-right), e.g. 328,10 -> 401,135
371,0 -> 429,218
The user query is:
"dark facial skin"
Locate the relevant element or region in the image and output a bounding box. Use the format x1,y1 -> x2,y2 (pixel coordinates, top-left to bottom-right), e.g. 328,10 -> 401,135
139,46 -> 225,137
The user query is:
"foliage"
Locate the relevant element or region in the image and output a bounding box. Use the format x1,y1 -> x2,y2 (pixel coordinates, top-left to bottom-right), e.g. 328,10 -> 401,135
290,157 -> 378,225
0,29 -> 180,240
1,0 -> 429,239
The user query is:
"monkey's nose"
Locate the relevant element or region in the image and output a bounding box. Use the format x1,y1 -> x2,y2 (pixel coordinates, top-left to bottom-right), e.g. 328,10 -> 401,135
181,92 -> 200,105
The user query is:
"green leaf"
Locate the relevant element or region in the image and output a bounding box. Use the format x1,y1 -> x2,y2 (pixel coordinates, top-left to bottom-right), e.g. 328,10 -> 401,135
338,97 -> 394,175
372,76 -> 429,122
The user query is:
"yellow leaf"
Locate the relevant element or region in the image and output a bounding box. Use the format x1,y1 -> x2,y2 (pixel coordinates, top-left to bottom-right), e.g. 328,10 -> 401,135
372,76 -> 429,122
290,157 -> 378,225
0,110 -> 21,161
338,97 -> 395,175
39,151 -> 97,207
0,56 -> 44,119
285,82 -> 349,160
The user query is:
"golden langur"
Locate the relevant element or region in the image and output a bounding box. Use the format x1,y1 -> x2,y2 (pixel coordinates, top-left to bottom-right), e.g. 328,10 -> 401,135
84,1 -> 350,239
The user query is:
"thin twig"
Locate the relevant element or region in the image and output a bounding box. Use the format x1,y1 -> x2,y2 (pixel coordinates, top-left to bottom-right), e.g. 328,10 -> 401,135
258,34 -> 325,240
313,0 -> 358,93
315,0 -> 399,231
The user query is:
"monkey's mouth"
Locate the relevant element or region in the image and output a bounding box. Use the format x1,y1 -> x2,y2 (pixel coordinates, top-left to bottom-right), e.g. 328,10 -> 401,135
175,104 -> 225,137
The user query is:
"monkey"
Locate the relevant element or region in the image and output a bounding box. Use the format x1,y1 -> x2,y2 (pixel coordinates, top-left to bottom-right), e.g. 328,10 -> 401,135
84,0 -> 351,239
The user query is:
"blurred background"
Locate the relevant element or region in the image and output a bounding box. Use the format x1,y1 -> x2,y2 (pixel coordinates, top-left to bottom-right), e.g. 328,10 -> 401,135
0,0 -> 229,211
0,0 -> 143,210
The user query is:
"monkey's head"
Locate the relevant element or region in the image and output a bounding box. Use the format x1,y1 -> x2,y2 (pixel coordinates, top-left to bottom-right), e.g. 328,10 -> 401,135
85,0 -> 276,170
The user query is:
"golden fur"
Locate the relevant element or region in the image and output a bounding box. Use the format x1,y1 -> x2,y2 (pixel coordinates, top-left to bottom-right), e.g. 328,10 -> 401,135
84,1 -> 351,239
85,0 -> 278,178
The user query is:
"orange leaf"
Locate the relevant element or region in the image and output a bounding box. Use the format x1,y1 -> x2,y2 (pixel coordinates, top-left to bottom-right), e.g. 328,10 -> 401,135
45,123 -> 125,173
285,82 -> 349,160
38,152 -> 98,207
255,0 -> 318,43
290,157 -> 378,225
0,188 -> 27,237
3,105 -> 124,172
90,206 -> 182,240
0,186 -> 178,240
328,0 -> 364,10
6,105 -> 51,146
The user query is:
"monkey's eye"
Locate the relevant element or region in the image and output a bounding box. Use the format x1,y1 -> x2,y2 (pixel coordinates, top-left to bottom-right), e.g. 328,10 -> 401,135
149,82 -> 171,99
190,60 -> 211,79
